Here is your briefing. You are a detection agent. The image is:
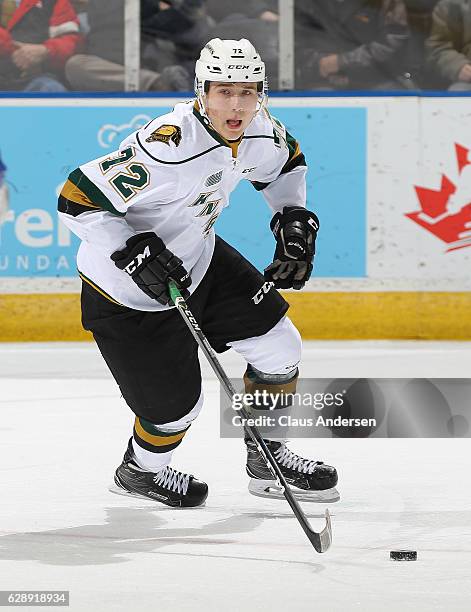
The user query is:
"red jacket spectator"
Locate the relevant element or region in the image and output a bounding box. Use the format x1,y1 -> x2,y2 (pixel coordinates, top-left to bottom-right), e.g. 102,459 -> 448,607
0,0 -> 82,90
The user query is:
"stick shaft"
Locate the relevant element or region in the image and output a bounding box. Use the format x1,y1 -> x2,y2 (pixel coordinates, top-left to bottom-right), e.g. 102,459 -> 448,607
168,281 -> 332,552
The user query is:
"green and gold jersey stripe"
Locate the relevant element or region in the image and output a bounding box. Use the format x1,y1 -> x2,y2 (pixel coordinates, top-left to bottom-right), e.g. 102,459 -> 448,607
280,146 -> 306,177
282,130 -> 306,172
286,131 -> 302,162
60,179 -> 102,209
68,168 -> 126,217
58,196 -> 101,218
78,271 -> 123,306
251,129 -> 306,191
58,179 -> 103,218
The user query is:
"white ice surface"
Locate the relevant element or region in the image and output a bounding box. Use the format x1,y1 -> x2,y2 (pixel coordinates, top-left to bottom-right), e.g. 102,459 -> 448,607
1,341 -> 470,612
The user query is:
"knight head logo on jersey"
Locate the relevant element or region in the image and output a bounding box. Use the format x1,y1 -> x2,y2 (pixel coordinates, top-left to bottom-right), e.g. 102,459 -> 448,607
146,125 -> 182,147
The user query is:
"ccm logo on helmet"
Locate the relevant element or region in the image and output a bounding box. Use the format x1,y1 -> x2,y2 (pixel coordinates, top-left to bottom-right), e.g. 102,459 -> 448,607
124,246 -> 151,275
227,65 -> 250,69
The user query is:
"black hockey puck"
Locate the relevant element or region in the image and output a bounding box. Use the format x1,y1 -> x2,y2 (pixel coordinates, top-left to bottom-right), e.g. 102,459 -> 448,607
390,550 -> 417,561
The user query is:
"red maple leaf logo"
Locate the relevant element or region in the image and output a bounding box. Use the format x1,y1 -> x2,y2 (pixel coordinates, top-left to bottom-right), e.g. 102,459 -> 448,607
406,144 -> 471,252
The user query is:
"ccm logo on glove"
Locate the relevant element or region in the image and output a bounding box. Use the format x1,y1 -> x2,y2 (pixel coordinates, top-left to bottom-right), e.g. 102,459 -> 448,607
123,245 -> 151,275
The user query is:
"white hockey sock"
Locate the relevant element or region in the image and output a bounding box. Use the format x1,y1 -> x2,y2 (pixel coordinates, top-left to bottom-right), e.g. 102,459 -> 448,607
131,391 -> 204,472
132,440 -> 174,473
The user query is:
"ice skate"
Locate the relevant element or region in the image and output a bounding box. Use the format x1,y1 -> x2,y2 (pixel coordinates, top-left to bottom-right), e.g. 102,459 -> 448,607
110,439 -> 208,507
246,438 -> 340,503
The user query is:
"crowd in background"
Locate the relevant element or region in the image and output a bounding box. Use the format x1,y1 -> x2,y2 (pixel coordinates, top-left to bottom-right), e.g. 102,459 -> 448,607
2,0 -> 471,92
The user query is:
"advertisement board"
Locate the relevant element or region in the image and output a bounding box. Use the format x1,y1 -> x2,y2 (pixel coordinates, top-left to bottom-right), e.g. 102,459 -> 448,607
0,100 -> 366,280
0,96 -> 469,340
367,97 -> 471,287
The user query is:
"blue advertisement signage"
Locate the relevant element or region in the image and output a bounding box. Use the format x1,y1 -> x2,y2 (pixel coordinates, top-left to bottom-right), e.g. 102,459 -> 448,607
0,103 -> 366,278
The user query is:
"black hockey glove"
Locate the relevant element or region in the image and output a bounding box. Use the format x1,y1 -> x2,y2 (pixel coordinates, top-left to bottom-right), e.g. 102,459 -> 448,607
264,206 -> 319,290
111,232 -> 191,305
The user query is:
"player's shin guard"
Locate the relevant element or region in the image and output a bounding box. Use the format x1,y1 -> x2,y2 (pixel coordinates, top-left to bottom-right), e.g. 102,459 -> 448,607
243,364 -> 339,502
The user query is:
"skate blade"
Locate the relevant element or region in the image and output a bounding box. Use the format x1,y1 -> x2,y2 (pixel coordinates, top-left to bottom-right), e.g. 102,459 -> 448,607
108,484 -> 206,508
109,484 -> 154,501
248,478 -> 340,503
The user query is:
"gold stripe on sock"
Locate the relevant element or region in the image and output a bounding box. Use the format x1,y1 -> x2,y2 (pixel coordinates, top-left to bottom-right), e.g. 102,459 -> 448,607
134,417 -> 188,446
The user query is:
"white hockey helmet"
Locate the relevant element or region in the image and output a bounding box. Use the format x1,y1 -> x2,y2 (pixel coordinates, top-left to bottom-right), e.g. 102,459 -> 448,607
195,38 -> 268,120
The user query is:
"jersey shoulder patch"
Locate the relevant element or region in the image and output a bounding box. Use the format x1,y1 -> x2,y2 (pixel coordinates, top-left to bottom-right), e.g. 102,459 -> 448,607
145,124 -> 182,147
135,102 -> 210,165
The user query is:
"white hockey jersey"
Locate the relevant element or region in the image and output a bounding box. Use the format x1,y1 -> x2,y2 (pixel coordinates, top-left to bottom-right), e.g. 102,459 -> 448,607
58,100 -> 307,310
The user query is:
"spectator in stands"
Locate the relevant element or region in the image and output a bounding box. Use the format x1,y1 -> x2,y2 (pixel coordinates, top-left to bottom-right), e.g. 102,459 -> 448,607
205,0 -> 278,23
425,0 -> 471,90
70,0 -> 89,32
70,0 -> 88,14
401,1 -> 440,88
66,0 -> 209,91
141,0 -> 211,76
295,0 -> 412,91
205,1 -> 280,87
0,0 -> 82,91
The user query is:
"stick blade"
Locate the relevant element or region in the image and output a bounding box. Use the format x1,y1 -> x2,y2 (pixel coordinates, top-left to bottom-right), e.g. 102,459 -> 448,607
308,509 -> 332,553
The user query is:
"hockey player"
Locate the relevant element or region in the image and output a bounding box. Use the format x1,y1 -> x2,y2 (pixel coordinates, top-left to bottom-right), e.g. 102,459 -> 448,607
58,38 -> 339,507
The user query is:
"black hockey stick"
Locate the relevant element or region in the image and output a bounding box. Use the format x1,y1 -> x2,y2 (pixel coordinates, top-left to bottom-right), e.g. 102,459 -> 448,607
168,280 -> 332,553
